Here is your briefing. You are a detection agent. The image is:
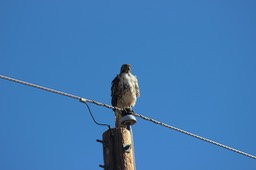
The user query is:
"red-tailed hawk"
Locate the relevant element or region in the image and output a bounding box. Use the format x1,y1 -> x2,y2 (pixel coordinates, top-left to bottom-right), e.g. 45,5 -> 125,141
111,64 -> 140,127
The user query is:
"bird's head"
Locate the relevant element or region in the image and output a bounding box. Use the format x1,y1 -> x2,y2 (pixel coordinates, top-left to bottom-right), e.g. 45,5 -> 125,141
120,64 -> 131,74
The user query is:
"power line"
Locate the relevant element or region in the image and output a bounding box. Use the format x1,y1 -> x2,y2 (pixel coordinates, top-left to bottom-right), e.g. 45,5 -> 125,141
0,74 -> 119,110
0,74 -> 256,160
84,102 -> 111,130
0,74 -> 81,100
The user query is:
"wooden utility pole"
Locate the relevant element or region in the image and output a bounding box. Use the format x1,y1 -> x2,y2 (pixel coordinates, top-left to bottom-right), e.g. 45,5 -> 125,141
98,127 -> 135,170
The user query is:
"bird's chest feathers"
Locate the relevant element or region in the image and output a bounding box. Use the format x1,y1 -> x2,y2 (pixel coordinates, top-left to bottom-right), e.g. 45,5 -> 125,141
119,74 -> 136,93
117,73 -> 137,107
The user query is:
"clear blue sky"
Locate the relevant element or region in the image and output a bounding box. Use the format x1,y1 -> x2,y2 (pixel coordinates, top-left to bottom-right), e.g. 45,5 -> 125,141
1,0 -> 256,169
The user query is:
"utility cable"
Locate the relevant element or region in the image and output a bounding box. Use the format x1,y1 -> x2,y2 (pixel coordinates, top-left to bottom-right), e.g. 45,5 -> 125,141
0,74 -> 256,160
0,74 -> 81,100
84,102 -> 111,130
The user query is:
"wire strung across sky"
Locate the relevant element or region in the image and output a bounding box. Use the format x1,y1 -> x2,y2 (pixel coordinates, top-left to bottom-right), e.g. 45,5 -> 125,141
0,74 -> 256,160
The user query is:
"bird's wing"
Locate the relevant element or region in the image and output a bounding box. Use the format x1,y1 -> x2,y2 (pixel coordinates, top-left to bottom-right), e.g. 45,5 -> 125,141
135,77 -> 140,97
111,75 -> 120,106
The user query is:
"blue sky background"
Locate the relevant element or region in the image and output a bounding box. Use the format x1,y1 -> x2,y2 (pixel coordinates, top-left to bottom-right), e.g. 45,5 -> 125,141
1,0 -> 256,169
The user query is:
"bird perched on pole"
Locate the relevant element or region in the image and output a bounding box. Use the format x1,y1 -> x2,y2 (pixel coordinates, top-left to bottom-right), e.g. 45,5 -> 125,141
111,64 -> 140,128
